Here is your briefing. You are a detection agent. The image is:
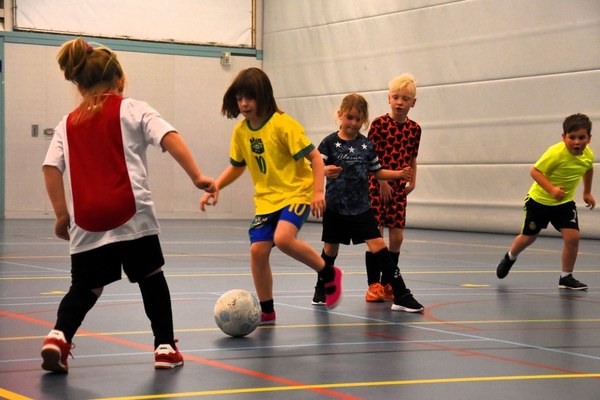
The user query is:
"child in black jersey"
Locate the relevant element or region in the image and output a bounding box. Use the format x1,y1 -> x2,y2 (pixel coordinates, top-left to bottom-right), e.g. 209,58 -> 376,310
311,93 -> 424,312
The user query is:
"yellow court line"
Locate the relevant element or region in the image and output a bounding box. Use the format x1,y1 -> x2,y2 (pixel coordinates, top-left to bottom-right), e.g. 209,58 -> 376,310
3,318 -> 600,342
92,373 -> 600,400
0,388 -> 33,400
3,268 -> 600,281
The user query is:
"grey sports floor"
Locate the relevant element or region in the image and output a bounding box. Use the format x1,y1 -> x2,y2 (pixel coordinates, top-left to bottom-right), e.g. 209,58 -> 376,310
1,218 -> 599,399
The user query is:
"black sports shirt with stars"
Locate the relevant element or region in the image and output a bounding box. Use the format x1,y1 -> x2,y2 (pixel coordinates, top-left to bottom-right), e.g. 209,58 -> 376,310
318,131 -> 382,215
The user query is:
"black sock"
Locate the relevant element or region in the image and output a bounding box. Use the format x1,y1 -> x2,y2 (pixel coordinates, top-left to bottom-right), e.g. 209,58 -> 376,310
317,250 -> 337,288
373,248 -> 408,297
138,271 -> 175,349
260,299 -> 274,314
365,251 -> 380,285
381,251 -> 399,286
318,264 -> 334,283
321,249 -> 337,266
55,285 -> 99,343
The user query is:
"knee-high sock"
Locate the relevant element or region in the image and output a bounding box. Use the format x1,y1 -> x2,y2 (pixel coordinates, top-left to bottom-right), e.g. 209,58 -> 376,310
381,251 -> 399,286
55,285 -> 99,343
138,271 -> 175,348
365,251 -> 380,285
373,248 -> 408,297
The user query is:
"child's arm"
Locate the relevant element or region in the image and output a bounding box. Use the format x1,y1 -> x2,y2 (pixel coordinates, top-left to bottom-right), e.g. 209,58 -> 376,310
582,167 -> 595,210
530,166 -> 565,201
305,148 -> 326,218
43,165 -> 70,241
200,165 -> 246,211
405,157 -> 418,195
373,166 -> 413,182
161,131 -> 215,193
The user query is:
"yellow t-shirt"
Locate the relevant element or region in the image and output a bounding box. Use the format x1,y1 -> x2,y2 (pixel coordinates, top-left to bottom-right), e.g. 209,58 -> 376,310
229,112 -> 315,214
528,142 -> 595,206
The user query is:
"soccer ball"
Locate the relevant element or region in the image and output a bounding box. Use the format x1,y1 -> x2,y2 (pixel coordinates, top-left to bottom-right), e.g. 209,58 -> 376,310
214,289 -> 261,337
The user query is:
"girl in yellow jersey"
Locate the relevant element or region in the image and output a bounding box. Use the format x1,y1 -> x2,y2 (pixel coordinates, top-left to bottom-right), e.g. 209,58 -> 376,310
201,68 -> 343,324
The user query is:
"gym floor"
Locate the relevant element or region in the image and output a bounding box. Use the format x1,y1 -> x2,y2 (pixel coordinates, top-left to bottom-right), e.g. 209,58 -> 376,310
1,218 -> 599,400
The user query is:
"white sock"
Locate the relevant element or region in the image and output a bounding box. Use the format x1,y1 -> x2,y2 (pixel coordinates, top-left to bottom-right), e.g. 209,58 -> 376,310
561,272 -> 572,278
507,251 -> 517,261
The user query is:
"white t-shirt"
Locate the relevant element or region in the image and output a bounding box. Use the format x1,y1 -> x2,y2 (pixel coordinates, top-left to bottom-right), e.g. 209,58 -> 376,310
43,95 -> 175,254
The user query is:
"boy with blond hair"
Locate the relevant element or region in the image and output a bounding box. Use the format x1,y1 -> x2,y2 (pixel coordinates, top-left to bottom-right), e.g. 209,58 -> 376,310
365,73 -> 421,303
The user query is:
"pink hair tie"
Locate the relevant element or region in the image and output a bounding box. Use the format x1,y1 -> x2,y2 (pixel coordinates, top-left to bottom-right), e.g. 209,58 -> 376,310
86,43 -> 93,54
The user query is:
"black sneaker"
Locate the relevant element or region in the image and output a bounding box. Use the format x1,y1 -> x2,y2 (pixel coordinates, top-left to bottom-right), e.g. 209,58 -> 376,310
311,281 -> 326,305
558,274 -> 588,290
391,291 -> 424,313
496,252 -> 516,279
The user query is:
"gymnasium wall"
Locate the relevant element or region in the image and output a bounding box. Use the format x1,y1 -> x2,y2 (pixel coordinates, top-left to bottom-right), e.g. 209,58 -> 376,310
2,0 -> 600,239
3,40 -> 259,220
262,0 -> 600,238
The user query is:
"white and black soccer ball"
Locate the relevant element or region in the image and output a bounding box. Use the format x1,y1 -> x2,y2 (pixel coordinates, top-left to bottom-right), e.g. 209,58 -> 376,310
214,289 -> 261,337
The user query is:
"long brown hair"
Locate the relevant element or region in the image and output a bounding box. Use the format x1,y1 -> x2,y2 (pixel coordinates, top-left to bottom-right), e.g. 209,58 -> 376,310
221,67 -> 280,120
57,37 -> 125,124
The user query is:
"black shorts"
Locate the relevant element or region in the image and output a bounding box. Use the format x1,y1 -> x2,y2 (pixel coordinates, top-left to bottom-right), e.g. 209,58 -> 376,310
70,235 -> 165,288
321,208 -> 382,245
521,196 -> 579,236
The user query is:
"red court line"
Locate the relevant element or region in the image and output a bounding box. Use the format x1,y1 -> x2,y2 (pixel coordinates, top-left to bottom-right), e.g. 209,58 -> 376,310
0,310 -> 363,400
366,325 -> 599,378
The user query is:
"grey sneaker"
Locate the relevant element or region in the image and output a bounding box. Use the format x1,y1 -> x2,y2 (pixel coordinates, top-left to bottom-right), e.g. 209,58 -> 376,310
558,274 -> 588,290
496,252 -> 516,279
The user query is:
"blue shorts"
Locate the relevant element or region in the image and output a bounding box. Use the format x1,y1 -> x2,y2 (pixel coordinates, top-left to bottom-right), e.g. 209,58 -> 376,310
249,204 -> 311,243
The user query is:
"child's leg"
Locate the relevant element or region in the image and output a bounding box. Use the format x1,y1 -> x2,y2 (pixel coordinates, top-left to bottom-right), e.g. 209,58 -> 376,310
560,228 -> 580,274
387,227 -> 404,254
508,233 -> 538,257
55,285 -> 101,342
275,213 -> 342,308
274,220 -> 326,271
138,269 -> 175,348
250,241 -> 274,302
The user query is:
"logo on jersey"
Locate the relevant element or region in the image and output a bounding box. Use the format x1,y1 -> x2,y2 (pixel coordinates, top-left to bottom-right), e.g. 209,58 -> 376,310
250,138 -> 265,154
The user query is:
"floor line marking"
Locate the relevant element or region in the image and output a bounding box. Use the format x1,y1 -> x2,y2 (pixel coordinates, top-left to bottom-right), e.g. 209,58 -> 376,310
91,373 -> 600,400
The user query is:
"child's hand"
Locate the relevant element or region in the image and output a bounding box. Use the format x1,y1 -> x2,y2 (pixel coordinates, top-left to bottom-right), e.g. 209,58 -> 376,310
584,193 -> 596,210
200,191 -> 219,211
197,176 -> 216,193
379,181 -> 393,204
55,214 -> 70,241
401,166 -> 413,181
325,165 -> 342,179
550,186 -> 565,201
311,192 -> 326,219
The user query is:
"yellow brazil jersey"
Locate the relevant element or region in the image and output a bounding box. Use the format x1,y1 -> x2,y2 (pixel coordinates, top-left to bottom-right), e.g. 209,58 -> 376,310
528,142 -> 595,206
229,112 -> 315,214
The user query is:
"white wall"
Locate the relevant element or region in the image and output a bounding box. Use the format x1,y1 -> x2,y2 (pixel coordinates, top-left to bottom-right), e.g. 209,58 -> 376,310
4,42 -> 258,220
262,0 -> 600,238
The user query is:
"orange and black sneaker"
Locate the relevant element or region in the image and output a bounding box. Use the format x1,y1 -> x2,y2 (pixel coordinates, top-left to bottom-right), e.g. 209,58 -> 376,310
383,283 -> 394,301
365,282 -> 385,302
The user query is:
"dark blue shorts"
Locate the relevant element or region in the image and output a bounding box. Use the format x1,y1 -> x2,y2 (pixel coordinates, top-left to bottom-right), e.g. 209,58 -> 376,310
249,204 -> 311,243
70,234 -> 164,288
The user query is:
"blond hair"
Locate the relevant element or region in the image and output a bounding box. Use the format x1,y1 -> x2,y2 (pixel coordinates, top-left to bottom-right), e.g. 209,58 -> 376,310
388,73 -> 416,97
338,93 -> 369,130
57,37 -> 125,124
